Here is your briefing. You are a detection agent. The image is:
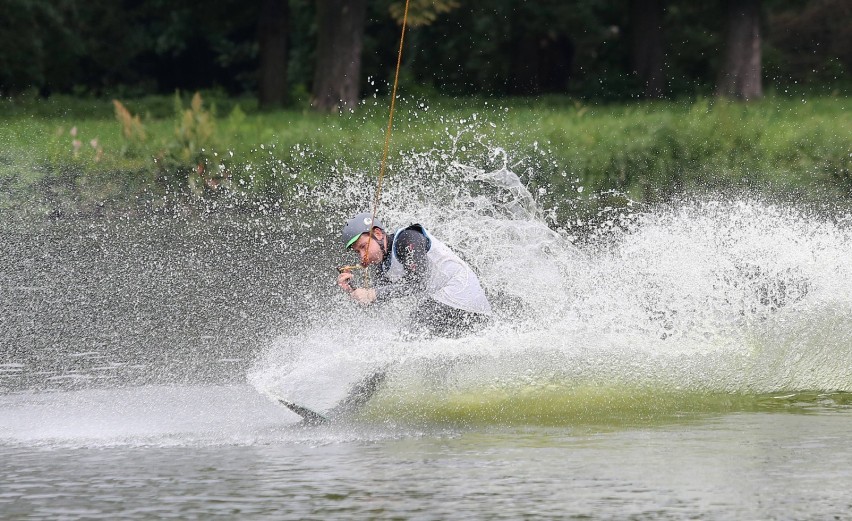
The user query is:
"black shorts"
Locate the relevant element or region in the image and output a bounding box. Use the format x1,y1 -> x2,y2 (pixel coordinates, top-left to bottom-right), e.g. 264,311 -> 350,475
409,298 -> 489,337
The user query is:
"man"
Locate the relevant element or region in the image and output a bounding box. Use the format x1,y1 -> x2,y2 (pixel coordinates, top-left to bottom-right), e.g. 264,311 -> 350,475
337,212 -> 492,336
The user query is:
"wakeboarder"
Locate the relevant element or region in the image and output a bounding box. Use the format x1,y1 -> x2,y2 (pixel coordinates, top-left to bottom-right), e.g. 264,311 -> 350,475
337,213 -> 492,337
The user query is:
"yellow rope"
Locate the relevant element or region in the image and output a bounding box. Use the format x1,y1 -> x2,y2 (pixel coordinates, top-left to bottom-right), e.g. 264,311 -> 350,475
363,0 -> 410,288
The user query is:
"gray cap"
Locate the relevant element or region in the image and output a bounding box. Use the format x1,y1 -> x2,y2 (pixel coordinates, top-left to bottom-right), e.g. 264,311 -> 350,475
342,212 -> 384,249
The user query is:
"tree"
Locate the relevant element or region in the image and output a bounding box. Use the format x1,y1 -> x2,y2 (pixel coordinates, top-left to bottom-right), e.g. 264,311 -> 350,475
388,0 -> 459,27
769,0 -> 852,85
311,0 -> 367,111
716,0 -> 762,100
0,0 -> 85,95
257,0 -> 290,108
399,1 -> 617,97
629,0 -> 665,98
505,2 -> 575,95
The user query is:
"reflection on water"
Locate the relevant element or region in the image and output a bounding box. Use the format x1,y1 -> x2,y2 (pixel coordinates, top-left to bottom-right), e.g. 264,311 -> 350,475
2,383 -> 851,519
2,402 -> 851,519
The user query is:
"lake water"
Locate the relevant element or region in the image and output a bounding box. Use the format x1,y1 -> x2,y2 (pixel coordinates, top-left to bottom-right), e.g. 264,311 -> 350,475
2,159 -> 852,518
2,384 -> 851,519
0,385 -> 852,519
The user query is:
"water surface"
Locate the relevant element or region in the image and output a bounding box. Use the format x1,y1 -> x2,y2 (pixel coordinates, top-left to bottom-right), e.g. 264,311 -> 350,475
2,385 -> 850,519
3,153 -> 852,518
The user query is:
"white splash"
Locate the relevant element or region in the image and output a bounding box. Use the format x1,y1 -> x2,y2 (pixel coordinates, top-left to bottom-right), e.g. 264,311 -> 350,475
250,142 -> 852,412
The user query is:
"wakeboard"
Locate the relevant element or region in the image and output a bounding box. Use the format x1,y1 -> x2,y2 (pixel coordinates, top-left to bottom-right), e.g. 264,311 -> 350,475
277,370 -> 387,426
277,399 -> 329,426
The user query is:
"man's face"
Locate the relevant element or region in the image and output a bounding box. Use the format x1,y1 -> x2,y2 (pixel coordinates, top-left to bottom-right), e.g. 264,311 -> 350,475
350,228 -> 385,266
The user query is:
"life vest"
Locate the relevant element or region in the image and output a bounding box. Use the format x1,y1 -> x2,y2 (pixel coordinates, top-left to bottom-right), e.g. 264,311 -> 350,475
385,225 -> 492,315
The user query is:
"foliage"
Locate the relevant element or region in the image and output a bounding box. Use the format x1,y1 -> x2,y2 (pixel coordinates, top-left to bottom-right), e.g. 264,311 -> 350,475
0,0 -> 260,96
767,0 -> 852,85
1,0 -> 849,101
110,91 -> 230,197
172,93 -> 217,165
1,94 -> 849,219
388,0 -> 460,27
112,100 -> 147,157
158,92 -> 229,196
0,0 -> 83,94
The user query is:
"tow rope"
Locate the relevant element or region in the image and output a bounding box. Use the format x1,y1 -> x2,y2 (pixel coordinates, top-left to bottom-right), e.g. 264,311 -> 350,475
362,0 -> 410,288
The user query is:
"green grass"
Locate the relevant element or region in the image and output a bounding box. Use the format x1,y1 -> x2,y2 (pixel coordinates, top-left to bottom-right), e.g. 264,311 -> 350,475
1,92 -> 849,217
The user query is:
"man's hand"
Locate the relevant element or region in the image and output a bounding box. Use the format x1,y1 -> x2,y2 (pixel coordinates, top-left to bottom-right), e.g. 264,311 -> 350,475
337,271 -> 355,292
349,287 -> 377,306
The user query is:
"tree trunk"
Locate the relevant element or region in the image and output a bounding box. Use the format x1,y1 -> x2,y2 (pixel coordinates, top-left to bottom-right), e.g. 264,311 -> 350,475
311,0 -> 367,111
630,0 -> 665,99
507,35 -> 541,95
717,0 -> 762,100
257,0 -> 290,109
507,30 -> 573,95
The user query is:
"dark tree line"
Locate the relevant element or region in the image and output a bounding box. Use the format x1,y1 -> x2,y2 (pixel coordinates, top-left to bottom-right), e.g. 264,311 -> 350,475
0,0 -> 848,108
717,0 -> 763,100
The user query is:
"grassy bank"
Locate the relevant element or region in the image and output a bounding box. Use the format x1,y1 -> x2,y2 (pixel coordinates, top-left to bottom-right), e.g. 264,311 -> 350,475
1,93 -> 849,218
